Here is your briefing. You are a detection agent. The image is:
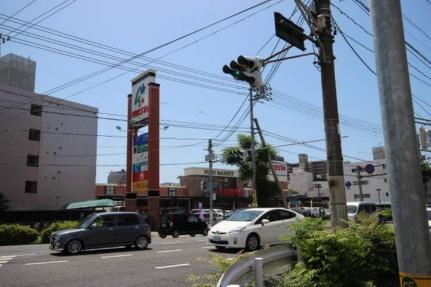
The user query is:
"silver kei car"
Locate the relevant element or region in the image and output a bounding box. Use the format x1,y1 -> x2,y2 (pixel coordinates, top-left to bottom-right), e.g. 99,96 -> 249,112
50,212 -> 151,255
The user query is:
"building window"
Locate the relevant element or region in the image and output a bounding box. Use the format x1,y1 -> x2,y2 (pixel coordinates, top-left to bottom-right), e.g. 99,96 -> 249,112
105,186 -> 115,195
30,104 -> 42,116
28,129 -> 41,141
27,155 -> 39,166
25,181 -> 37,193
168,188 -> 176,197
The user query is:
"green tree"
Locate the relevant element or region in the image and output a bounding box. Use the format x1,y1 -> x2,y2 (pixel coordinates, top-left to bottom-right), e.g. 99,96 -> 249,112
221,134 -> 279,206
0,193 -> 9,212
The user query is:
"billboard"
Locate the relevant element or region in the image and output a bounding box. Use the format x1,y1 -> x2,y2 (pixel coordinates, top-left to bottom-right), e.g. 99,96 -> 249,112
131,72 -> 155,126
271,161 -> 288,182
132,133 -> 149,194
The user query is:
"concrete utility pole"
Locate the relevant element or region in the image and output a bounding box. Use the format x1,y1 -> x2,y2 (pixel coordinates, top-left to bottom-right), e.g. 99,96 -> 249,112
254,118 -> 288,208
208,139 -> 214,226
370,0 -> 431,284
315,0 -> 347,227
249,88 -> 258,207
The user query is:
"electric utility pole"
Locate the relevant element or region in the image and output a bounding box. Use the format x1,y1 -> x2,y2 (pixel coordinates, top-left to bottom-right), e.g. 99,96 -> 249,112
250,89 -> 258,207
370,0 -> 431,284
207,139 -> 214,226
315,0 -> 347,227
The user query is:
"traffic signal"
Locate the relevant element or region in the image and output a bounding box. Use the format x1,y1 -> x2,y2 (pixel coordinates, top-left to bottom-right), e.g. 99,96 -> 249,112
228,150 -> 246,162
200,180 -> 208,192
223,55 -> 264,90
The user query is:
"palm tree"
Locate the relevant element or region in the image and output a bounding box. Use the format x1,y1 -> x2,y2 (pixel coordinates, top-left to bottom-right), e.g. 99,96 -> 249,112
0,193 -> 9,212
221,134 -> 279,207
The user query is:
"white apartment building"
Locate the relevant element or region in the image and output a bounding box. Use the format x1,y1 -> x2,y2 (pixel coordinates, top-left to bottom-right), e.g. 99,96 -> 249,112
343,160 -> 390,203
0,54 -> 97,210
288,160 -> 390,204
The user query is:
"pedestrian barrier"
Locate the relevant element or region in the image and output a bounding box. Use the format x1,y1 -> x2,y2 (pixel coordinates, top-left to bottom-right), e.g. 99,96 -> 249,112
217,244 -> 297,287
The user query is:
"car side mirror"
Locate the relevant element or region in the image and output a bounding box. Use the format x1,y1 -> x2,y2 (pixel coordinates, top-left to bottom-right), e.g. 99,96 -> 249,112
261,219 -> 270,226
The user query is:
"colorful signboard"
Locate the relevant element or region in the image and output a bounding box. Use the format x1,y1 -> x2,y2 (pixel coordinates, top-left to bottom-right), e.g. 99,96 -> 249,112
133,133 -> 149,194
271,161 -> 289,182
131,72 -> 155,126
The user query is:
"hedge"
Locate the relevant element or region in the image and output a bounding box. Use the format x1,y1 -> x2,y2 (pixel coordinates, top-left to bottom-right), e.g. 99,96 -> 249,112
279,215 -> 399,287
40,221 -> 79,243
0,224 -> 39,245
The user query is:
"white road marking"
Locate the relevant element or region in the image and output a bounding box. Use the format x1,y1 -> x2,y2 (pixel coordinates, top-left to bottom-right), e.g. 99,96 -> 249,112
25,260 -> 68,266
100,254 -> 132,259
201,246 -> 213,249
0,261 -> 9,264
0,253 -> 35,258
155,263 -> 190,269
157,249 -> 183,253
161,241 -> 183,245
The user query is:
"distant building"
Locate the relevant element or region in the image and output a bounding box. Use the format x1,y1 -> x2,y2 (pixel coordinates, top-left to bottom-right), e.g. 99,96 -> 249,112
107,169 -> 126,184
310,160 -> 327,181
343,160 -> 389,203
289,168 -> 314,196
0,54 -> 98,210
372,146 -> 385,160
298,154 -> 309,171
0,54 -> 36,91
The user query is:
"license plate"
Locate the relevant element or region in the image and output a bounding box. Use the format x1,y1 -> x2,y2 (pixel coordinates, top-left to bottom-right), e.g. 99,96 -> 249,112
213,236 -> 221,241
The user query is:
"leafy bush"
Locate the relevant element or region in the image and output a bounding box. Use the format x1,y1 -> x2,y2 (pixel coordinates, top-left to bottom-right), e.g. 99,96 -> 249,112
0,224 -> 39,245
279,215 -> 398,287
40,221 -> 79,243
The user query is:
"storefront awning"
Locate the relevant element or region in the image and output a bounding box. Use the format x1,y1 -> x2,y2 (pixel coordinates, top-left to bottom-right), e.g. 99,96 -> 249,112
65,199 -> 116,210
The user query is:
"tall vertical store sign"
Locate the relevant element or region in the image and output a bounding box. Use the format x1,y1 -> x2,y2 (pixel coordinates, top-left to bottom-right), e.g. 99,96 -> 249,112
130,69 -> 159,195
133,133 -> 148,194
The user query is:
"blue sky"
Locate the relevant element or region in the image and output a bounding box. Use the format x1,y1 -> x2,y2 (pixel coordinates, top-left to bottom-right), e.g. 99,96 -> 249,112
1,0 -> 430,183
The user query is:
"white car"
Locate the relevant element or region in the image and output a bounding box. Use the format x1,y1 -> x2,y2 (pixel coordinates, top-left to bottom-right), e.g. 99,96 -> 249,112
207,208 -> 304,251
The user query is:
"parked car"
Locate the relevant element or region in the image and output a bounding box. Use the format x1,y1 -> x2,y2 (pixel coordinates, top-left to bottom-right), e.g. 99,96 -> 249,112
347,202 -> 377,220
207,208 -> 304,251
158,212 -> 208,238
49,212 -> 151,255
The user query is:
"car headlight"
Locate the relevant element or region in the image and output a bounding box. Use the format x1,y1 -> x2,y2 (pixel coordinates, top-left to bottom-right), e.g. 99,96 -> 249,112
229,227 -> 245,234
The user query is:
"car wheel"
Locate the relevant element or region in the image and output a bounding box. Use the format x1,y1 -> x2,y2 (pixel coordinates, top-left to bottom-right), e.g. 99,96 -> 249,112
202,229 -> 208,236
190,233 -> 196,237
172,230 -> 180,238
245,234 -> 260,251
158,232 -> 167,239
66,239 -> 82,255
135,235 -> 149,250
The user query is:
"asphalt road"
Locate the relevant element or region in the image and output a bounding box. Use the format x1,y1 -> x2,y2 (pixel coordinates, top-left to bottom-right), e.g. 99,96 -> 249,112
0,234 -> 241,287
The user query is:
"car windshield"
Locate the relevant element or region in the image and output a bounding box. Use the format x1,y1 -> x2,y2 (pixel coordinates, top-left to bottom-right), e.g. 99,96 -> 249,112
226,210 -> 263,221
427,210 -> 431,221
77,213 -> 97,228
347,205 -> 358,214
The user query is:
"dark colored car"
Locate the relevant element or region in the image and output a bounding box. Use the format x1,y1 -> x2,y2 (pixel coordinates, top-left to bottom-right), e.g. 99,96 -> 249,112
49,212 -> 151,255
158,212 -> 208,238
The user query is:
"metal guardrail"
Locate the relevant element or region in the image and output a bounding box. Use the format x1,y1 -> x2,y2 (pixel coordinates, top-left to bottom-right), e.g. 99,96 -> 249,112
217,244 -> 297,287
